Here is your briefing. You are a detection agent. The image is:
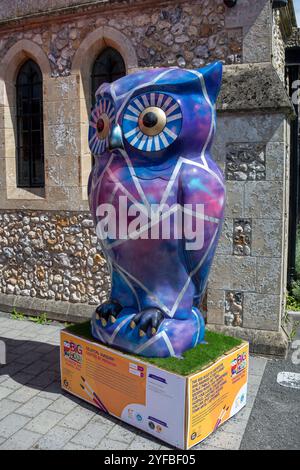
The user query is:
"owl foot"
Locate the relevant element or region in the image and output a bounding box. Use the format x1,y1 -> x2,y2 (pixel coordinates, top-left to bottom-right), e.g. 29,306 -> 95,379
95,300 -> 123,327
129,308 -> 164,338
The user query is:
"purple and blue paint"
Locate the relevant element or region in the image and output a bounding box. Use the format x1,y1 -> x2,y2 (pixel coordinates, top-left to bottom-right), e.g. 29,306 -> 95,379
88,63 -> 225,358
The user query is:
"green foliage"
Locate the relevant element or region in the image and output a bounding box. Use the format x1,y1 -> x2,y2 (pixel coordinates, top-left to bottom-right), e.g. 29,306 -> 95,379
286,226 -> 300,313
11,309 -> 51,325
291,280 -> 300,304
28,313 -> 51,325
11,308 -> 26,321
66,321 -> 243,376
286,294 -> 300,312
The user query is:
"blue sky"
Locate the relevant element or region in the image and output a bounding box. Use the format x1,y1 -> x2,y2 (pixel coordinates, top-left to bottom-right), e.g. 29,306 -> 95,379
294,0 -> 300,25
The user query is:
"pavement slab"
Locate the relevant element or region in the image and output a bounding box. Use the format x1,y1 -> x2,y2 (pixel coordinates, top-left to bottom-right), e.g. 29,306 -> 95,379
0,315 -> 293,450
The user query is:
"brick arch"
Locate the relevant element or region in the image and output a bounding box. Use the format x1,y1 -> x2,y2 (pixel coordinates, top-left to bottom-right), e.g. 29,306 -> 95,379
72,25 -> 138,74
71,26 -> 138,201
0,39 -> 51,81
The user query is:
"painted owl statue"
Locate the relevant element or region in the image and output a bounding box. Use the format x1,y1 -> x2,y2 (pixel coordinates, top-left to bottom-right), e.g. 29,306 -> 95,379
88,63 -> 225,358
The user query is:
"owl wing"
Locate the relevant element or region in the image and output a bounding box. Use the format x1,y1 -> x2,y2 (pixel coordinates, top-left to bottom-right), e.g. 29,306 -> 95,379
179,161 -> 225,300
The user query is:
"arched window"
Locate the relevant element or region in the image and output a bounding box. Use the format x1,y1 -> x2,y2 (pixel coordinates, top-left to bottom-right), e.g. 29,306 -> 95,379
91,47 -> 126,105
16,60 -> 44,188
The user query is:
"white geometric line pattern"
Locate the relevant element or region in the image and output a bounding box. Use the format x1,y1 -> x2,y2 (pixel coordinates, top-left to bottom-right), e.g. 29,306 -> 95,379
135,331 -> 176,357
95,154 -> 223,319
122,92 -> 182,152
88,97 -> 115,156
92,69 -> 223,320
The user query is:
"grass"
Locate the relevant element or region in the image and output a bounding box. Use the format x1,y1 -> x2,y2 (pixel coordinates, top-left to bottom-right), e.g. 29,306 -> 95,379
28,313 -> 51,325
11,308 -> 26,321
11,309 -> 51,325
66,321 -> 243,376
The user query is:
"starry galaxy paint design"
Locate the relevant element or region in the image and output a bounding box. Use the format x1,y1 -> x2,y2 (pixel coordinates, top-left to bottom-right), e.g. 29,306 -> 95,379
88,63 -> 225,358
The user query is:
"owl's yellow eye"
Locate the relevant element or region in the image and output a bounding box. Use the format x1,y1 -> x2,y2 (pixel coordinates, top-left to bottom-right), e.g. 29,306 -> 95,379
138,107 -> 167,136
123,93 -> 182,152
96,114 -> 110,139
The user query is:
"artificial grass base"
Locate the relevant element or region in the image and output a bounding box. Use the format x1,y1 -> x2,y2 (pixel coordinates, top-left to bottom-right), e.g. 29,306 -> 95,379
66,321 -> 242,376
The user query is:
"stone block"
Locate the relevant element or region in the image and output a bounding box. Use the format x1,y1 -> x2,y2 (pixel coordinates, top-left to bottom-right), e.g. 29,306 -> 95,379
243,6 -> 271,63
106,424 -> 137,445
15,396 -> 52,418
97,439 -> 129,450
48,395 -> 78,415
243,293 -> 281,331
71,421 -> 113,449
8,385 -> 40,403
35,425 -> 77,450
244,181 -> 283,220
0,413 -> 30,438
25,410 -> 64,434
208,324 -> 288,357
216,218 -> 233,255
251,218 -> 282,257
59,406 -> 95,430
216,114 -> 285,144
256,257 -> 282,294
67,303 -> 95,322
0,386 -> 12,400
207,288 -> 225,325
128,434 -> 161,450
265,142 -> 285,181
0,398 -> 22,421
0,429 -> 41,450
201,429 -> 242,450
211,143 -> 226,173
0,372 -> 35,390
210,255 -> 256,291
224,181 -> 245,218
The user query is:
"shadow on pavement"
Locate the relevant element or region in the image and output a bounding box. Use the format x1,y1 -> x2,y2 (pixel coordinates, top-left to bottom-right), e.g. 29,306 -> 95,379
0,336 -> 120,422
0,335 -> 166,447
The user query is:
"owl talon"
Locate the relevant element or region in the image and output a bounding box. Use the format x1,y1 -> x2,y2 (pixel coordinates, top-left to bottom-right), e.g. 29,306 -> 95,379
95,300 -> 123,329
130,308 -> 164,338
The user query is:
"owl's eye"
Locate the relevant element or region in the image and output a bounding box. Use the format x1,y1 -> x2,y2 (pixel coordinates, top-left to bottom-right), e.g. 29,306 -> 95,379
138,107 -> 167,136
96,114 -> 110,139
89,97 -> 115,156
123,93 -> 182,152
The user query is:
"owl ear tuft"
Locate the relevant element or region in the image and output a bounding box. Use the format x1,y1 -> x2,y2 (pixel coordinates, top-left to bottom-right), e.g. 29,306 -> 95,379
198,61 -> 223,104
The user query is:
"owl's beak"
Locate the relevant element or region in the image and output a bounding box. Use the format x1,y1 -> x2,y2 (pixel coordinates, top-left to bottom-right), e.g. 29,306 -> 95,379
108,124 -> 124,152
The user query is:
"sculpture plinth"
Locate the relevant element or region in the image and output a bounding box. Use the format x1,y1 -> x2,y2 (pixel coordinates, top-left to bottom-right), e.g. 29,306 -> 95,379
60,324 -> 248,449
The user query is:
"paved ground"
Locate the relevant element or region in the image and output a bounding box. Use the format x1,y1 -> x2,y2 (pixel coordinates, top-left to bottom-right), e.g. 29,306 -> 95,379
0,315 -> 295,450
240,324 -> 300,450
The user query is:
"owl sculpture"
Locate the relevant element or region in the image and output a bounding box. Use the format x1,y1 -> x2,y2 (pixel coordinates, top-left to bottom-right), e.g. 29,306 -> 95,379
88,62 -> 225,358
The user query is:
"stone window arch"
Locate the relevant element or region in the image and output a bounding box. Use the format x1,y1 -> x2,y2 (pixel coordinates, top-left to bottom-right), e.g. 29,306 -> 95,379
71,26 -> 138,200
0,40 -> 50,203
16,59 -> 45,188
